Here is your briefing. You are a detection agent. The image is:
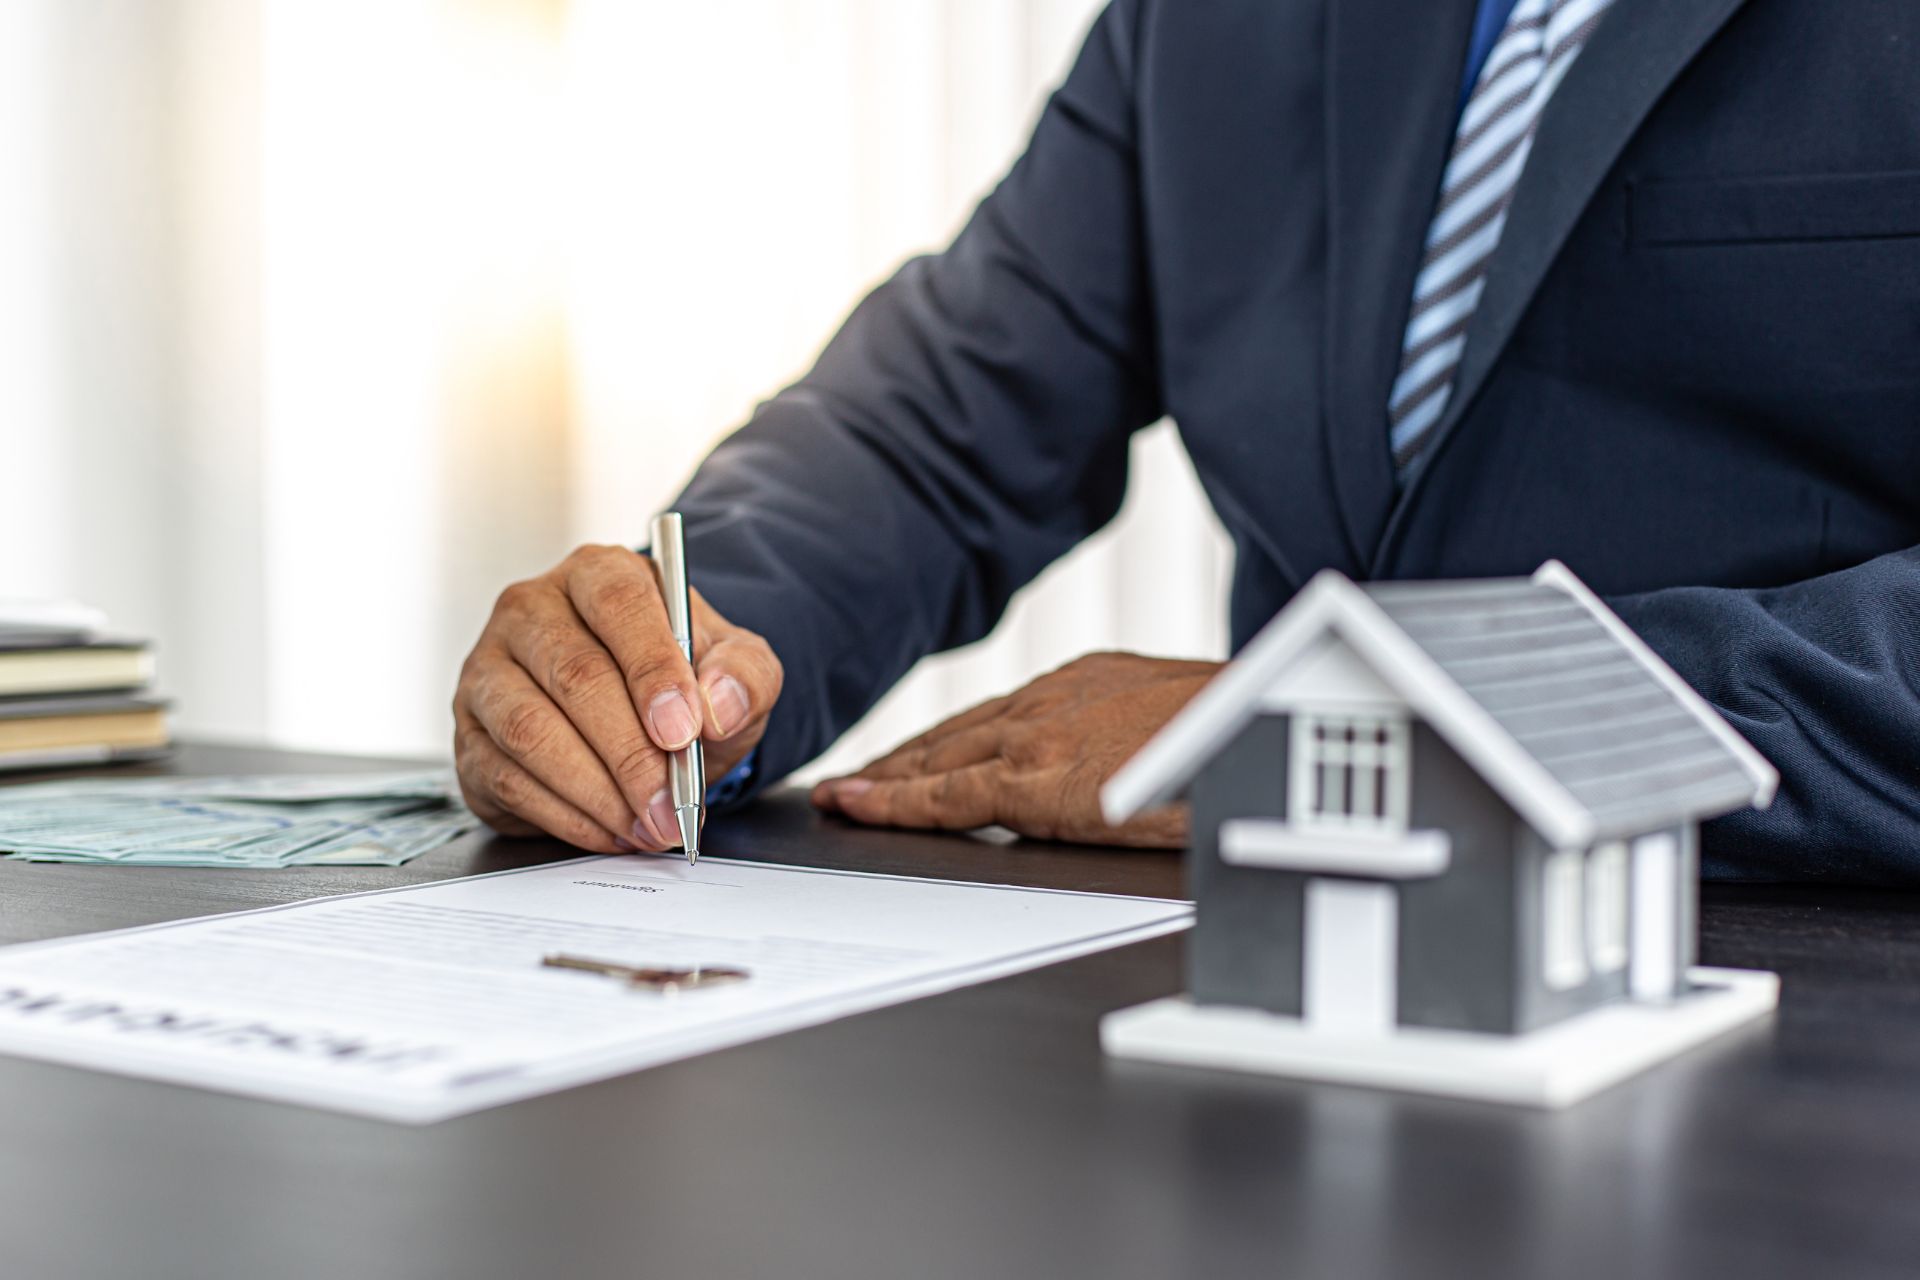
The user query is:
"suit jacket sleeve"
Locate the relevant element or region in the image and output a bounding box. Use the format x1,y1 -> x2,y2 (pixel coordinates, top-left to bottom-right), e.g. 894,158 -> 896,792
1607,547 -> 1920,883
673,1 -> 1160,799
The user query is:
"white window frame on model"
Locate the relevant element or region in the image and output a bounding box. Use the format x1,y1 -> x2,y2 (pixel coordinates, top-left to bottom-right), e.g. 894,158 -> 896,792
1586,841 -> 1630,974
1542,848 -> 1589,992
1289,711 -> 1410,834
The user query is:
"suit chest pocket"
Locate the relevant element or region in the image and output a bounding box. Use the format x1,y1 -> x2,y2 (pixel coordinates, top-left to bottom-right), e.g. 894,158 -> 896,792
1628,169 -> 1920,246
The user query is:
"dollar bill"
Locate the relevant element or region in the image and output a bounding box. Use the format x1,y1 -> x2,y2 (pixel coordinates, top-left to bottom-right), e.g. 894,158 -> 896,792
0,773 -> 478,869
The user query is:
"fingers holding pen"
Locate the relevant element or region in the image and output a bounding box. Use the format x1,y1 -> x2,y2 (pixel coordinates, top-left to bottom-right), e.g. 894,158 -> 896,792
455,539 -> 793,849
498,632 -> 679,848
454,707 -> 630,854
694,622 -> 783,747
564,546 -> 705,753
462,651 -> 659,848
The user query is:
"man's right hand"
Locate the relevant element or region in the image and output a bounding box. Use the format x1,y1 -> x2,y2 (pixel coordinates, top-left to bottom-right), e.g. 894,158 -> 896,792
453,544 -> 783,853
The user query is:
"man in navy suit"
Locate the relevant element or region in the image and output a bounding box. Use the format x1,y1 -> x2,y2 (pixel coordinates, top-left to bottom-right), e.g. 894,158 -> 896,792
452,0 -> 1920,882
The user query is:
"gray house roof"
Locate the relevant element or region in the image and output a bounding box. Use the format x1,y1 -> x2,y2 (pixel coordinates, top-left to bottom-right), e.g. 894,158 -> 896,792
1102,561 -> 1776,849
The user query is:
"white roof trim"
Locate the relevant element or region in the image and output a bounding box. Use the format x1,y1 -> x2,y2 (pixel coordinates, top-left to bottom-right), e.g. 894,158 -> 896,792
1103,570 -> 1602,847
1529,560 -> 1778,809
1219,820 -> 1451,878
1104,562 -> 1779,845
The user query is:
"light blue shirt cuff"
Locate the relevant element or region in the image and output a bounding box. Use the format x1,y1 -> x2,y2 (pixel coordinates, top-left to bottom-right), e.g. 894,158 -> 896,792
705,748 -> 757,807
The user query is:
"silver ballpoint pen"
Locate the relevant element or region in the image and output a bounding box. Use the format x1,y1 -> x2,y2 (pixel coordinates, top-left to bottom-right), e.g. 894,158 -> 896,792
650,512 -> 705,863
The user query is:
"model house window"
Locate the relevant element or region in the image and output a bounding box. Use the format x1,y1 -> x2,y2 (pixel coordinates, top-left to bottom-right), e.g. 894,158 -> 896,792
1290,713 -> 1409,832
1542,848 -> 1588,991
1586,842 -> 1629,973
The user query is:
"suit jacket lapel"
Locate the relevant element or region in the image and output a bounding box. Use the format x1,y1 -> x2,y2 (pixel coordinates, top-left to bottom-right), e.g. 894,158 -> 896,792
1371,0 -> 1754,574
1321,0 -> 1477,571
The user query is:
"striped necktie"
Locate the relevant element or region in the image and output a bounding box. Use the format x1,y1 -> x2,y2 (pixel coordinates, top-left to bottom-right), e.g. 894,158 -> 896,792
1387,0 -> 1616,475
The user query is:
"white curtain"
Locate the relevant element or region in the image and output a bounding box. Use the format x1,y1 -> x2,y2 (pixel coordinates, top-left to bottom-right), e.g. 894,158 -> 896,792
0,0 -> 1231,779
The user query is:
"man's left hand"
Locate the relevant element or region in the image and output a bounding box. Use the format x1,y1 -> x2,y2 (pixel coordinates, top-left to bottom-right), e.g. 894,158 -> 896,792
811,652 -> 1218,847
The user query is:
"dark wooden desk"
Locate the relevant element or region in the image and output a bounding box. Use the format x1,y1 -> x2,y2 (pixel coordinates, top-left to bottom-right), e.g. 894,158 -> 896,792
1,744 -> 1917,1280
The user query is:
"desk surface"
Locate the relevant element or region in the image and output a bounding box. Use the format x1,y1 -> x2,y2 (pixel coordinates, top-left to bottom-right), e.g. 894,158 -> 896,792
1,743 -> 1917,1280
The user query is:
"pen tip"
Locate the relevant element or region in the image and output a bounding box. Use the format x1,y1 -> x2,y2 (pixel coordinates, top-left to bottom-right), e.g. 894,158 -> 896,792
676,808 -> 700,864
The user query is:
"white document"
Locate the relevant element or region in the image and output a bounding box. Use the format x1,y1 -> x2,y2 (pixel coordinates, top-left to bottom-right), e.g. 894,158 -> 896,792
0,857 -> 1190,1122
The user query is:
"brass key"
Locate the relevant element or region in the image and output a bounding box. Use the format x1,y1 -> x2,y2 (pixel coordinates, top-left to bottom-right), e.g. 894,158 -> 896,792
541,952 -> 750,992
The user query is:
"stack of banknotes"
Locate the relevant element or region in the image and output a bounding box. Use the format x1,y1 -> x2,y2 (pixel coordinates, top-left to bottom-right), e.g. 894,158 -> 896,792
0,771 -> 478,868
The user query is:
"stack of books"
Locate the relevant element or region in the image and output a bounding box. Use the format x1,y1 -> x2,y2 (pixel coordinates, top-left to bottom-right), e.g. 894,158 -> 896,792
0,601 -> 170,772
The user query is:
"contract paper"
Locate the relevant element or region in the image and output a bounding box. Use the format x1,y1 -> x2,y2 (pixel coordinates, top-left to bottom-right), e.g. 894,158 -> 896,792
0,857 -> 1190,1122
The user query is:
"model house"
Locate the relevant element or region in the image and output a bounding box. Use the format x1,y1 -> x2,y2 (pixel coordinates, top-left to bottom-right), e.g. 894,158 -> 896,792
1099,562 -> 1781,1105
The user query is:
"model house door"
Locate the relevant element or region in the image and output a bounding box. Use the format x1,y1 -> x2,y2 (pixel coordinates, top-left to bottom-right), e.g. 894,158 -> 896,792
1630,832 -> 1680,1000
1304,878 -> 1397,1033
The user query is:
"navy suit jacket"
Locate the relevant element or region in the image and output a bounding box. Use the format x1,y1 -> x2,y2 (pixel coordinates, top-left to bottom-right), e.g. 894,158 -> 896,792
675,0 -> 1920,882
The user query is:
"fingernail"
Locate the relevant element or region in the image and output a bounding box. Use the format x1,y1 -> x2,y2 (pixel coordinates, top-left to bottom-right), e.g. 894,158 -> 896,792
648,690 -> 698,749
833,778 -> 874,799
648,789 -> 678,846
614,837 -> 638,853
705,675 -> 750,737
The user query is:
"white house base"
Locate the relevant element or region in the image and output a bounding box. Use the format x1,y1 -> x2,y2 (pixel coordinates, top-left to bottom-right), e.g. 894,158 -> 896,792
1101,966 -> 1778,1109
